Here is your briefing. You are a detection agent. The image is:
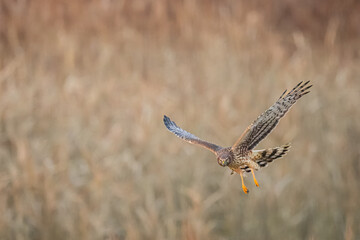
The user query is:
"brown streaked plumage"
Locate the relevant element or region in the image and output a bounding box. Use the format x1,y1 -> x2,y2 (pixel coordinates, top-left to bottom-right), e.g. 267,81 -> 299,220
164,81 -> 312,194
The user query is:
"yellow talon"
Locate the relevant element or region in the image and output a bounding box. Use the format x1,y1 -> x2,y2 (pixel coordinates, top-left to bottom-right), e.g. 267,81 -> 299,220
239,171 -> 249,194
242,185 -> 249,194
251,169 -> 259,187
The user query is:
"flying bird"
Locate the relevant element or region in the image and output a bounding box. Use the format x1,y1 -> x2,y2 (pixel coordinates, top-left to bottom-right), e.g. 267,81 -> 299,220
164,81 -> 312,194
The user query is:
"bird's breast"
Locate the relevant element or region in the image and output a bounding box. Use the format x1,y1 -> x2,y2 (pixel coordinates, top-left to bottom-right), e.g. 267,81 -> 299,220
228,156 -> 249,169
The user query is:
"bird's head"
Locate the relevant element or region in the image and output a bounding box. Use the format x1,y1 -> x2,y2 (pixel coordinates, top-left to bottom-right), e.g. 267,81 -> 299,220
216,149 -> 232,167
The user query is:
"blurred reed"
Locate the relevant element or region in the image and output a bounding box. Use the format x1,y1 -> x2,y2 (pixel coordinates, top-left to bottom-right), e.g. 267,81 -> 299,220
0,0 -> 359,239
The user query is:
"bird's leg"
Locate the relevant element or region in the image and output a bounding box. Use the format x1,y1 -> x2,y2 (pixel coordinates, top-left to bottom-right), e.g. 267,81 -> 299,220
240,171 -> 249,194
234,169 -> 249,194
242,160 -> 260,187
250,169 -> 259,187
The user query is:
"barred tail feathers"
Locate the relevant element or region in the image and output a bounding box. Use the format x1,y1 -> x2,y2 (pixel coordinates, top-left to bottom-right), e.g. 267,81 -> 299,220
251,144 -> 291,168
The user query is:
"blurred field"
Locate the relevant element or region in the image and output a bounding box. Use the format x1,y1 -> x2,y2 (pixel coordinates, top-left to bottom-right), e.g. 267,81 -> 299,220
1,0 -> 360,239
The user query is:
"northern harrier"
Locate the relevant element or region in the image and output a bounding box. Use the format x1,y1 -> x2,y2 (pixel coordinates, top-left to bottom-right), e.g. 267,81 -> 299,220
163,81 -> 312,194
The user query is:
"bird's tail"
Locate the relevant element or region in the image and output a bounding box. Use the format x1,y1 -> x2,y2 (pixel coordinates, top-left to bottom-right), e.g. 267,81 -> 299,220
250,143 -> 291,168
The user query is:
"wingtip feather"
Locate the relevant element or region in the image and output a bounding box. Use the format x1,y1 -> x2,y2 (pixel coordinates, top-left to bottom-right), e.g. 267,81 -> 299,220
163,115 -> 173,130
163,115 -> 168,122
287,81 -> 303,95
301,85 -> 312,92
302,80 -> 310,86
279,89 -> 287,99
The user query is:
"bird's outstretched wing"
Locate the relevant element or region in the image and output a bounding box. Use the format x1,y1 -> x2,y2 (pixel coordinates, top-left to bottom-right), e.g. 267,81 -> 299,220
163,115 -> 222,154
232,81 -> 312,155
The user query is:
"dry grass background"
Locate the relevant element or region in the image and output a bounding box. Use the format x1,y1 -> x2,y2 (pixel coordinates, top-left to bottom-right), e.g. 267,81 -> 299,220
0,0 -> 360,239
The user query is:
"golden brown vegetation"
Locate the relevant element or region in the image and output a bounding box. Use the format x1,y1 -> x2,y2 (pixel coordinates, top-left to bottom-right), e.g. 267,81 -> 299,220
0,0 -> 360,239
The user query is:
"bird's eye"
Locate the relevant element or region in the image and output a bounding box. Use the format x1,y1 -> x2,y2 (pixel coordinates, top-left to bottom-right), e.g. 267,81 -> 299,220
217,158 -> 224,167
